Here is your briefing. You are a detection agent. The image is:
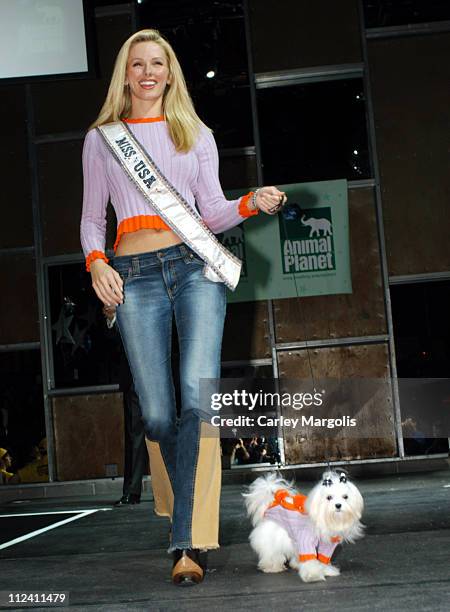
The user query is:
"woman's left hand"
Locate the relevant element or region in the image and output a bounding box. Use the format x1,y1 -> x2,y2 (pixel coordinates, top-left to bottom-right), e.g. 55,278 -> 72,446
254,186 -> 287,215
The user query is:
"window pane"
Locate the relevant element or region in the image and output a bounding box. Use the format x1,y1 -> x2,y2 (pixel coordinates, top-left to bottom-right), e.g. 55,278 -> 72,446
0,86 -> 33,249
257,79 -> 371,184
0,349 -> 47,482
38,139 -> 117,257
53,392 -> 125,480
219,153 -> 257,191
363,0 -> 450,28
190,84 -> 253,149
391,280 -> 450,456
0,253 -> 39,344
368,33 -> 450,276
48,263 -> 122,388
249,0 -> 362,72
138,0 -> 253,148
139,1 -> 246,80
391,281 -> 450,378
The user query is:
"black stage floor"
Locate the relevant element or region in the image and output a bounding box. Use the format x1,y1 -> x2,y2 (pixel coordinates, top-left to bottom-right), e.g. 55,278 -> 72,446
0,469 -> 449,611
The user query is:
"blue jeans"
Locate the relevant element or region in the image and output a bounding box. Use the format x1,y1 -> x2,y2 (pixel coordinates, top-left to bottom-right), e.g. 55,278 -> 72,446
112,243 -> 226,552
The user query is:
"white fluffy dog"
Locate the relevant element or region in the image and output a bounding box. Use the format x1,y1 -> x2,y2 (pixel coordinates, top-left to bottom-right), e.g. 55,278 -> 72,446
243,470 -> 364,582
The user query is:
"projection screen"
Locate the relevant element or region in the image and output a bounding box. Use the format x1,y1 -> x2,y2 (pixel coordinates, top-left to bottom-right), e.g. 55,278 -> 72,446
0,0 -> 90,80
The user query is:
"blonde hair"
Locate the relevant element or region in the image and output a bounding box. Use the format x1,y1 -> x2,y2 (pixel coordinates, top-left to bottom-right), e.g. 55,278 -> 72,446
89,29 -> 209,152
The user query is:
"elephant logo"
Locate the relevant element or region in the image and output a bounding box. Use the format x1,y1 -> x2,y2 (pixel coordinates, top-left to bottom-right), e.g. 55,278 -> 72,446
300,214 -> 333,237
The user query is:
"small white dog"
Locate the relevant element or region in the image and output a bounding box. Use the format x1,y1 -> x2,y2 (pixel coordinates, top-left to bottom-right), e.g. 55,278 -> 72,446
243,470 -> 364,582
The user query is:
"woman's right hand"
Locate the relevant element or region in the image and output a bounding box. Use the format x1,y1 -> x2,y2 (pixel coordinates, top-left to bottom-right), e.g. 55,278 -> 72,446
90,259 -> 124,306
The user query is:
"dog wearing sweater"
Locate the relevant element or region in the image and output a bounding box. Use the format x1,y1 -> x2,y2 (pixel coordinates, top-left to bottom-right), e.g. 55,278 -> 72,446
243,470 -> 364,582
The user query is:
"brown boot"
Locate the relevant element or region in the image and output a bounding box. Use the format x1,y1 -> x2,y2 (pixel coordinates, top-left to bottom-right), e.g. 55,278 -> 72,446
172,549 -> 206,586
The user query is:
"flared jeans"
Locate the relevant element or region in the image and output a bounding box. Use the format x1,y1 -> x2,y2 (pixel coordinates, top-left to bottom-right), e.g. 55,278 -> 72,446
112,243 -> 226,552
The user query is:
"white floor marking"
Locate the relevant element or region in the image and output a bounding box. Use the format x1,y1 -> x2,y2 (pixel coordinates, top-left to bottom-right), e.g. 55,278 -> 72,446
0,509 -> 107,550
0,508 -> 112,518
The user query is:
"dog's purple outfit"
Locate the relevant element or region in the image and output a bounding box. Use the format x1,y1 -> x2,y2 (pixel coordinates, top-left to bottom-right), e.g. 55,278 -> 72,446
264,491 -> 340,563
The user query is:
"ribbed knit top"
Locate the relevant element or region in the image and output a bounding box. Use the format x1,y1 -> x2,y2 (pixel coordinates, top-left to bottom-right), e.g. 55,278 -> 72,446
265,490 -> 341,564
80,116 -> 257,270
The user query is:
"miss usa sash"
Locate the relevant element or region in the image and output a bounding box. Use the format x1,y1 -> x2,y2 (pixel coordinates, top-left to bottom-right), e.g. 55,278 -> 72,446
97,122 -> 242,291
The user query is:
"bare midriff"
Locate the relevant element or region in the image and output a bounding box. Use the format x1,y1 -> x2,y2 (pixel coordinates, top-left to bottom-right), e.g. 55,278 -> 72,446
114,227 -> 182,257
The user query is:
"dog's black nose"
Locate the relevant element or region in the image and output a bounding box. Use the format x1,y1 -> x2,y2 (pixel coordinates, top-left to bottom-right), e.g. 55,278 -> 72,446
335,503 -> 342,510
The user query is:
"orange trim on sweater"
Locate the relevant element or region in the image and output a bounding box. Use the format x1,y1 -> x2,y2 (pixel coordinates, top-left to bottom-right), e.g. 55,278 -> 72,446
86,250 -> 109,272
114,215 -> 171,251
122,116 -> 165,123
267,489 -> 307,514
318,553 -> 331,564
113,196 -> 257,252
239,192 -> 259,218
299,554 -> 317,563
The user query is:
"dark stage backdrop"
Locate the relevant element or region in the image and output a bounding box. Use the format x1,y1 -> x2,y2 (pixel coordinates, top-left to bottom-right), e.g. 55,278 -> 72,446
1,0 -> 449,480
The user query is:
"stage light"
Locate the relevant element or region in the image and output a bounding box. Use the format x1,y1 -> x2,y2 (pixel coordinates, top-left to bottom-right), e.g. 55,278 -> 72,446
206,70 -> 215,79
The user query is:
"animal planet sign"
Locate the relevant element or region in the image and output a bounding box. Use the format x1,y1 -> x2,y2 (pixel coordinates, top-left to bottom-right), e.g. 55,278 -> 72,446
222,179 -> 351,303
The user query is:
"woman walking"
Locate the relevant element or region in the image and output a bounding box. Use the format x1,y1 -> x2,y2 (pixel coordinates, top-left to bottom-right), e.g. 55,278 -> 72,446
80,28 -> 285,585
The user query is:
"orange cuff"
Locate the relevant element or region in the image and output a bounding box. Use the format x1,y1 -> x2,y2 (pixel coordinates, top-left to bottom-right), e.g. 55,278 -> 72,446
318,554 -> 331,564
238,192 -> 259,218
299,554 -> 317,563
86,250 -> 109,272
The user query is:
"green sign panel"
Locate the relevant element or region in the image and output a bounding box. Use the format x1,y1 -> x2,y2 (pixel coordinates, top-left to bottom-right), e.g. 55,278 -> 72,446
222,179 -> 352,303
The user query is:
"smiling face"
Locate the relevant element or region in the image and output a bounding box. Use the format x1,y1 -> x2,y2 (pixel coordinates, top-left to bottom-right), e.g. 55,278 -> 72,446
125,41 -> 171,111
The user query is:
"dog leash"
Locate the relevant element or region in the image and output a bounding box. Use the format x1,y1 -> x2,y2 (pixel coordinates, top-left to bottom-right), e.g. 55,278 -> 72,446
274,204 -> 320,465
277,201 -> 316,386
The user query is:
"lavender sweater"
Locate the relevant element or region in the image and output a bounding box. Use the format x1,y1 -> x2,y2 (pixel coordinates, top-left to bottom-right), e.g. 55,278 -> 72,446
80,117 -> 257,270
264,491 -> 341,563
